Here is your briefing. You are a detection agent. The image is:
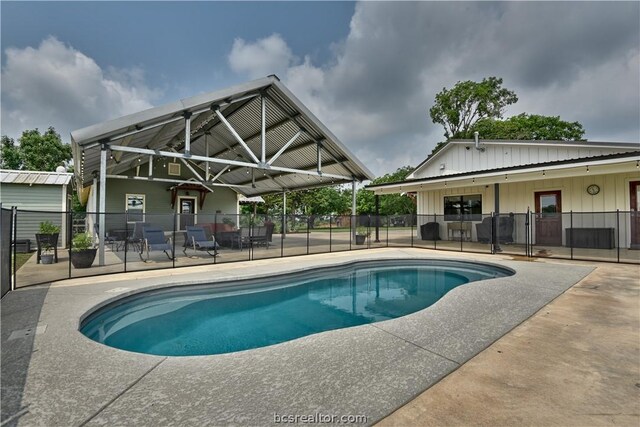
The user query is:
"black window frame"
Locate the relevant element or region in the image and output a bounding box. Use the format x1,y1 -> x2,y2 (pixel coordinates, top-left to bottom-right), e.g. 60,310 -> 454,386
444,194 -> 482,221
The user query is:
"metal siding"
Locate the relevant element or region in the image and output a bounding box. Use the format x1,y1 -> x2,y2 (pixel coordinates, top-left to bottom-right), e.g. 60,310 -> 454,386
2,184 -> 65,243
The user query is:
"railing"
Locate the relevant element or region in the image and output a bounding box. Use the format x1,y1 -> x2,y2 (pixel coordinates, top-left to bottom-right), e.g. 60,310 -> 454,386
4,209 -> 639,291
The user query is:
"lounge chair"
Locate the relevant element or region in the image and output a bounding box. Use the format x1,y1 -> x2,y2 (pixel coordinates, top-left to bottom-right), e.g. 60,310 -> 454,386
183,226 -> 219,257
139,227 -> 174,262
130,222 -> 151,252
93,224 -> 120,251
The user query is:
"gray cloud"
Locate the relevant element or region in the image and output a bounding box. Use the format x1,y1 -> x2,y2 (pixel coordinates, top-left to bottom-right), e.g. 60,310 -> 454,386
229,1 -> 639,176
1,37 -> 160,143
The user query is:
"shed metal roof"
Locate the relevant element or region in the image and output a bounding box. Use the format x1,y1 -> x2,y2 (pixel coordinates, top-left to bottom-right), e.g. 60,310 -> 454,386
71,76 -> 374,196
0,169 -> 73,186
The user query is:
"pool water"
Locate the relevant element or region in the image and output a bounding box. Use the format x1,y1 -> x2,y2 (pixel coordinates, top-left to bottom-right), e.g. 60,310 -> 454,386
80,260 -> 511,356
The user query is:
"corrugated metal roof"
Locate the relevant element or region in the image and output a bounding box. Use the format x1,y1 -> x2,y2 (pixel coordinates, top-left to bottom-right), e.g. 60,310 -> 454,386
0,169 -> 73,186
71,76 -> 374,196
367,150 -> 640,191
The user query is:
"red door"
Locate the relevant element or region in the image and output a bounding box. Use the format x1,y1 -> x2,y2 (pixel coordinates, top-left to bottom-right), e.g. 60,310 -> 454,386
631,181 -> 640,249
535,190 -> 563,246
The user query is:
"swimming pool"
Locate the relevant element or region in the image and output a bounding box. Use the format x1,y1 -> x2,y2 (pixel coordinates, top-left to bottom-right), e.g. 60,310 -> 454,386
80,259 -> 512,356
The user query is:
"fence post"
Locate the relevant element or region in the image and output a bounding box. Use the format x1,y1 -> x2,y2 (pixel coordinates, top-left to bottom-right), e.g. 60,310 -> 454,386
525,208 -> 530,257
68,211 -> 72,279
616,209 -> 620,263
490,212 -> 495,254
280,215 -> 284,258
124,217 -> 128,272
329,215 -> 333,253
570,210 -> 573,260
172,212 -> 177,268
306,216 -> 310,255
410,215 -> 414,248
386,216 -> 389,247
12,207 -> 17,290
368,215 -> 371,249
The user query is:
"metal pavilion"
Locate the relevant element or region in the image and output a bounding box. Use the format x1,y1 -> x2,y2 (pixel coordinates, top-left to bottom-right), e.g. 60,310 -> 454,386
71,75 -> 374,264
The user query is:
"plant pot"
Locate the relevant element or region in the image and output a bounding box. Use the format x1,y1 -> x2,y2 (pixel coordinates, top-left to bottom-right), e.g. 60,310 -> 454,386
355,234 -> 367,245
71,249 -> 97,269
40,254 -> 54,264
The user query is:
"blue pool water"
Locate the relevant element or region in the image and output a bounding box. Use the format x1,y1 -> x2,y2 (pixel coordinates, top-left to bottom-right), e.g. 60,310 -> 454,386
80,260 -> 511,356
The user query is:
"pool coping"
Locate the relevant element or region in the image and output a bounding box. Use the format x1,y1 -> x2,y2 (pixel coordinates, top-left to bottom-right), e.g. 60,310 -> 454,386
1,248 -> 595,426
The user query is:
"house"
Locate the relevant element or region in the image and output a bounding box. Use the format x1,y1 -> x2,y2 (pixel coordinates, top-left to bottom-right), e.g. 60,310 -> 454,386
0,169 -> 73,247
367,138 -> 640,251
70,76 -> 374,264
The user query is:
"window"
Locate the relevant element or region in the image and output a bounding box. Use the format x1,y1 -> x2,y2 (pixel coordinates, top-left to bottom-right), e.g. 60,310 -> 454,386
444,194 -> 482,221
126,194 -> 145,222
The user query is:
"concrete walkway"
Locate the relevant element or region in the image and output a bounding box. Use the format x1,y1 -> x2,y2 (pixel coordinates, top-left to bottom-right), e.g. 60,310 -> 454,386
2,249 -> 633,426
379,260 -> 640,427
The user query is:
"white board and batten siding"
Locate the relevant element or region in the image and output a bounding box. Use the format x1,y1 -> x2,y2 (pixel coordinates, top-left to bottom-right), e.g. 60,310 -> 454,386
411,141 -> 637,179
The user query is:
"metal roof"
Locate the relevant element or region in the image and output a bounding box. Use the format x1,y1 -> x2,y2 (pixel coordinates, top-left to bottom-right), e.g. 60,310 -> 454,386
238,196 -> 265,204
0,169 -> 73,186
367,150 -> 640,191
410,139 -> 640,175
71,76 -> 374,196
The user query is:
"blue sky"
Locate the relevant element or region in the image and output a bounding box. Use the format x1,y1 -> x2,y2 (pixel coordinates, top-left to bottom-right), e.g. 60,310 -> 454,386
1,1 -> 354,99
1,2 -> 638,176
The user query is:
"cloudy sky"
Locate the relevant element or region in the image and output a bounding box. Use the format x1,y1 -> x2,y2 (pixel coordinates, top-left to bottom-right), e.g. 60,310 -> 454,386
1,1 -> 638,176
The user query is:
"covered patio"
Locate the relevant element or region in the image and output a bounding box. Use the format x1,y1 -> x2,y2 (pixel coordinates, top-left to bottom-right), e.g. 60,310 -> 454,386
71,75 -> 374,267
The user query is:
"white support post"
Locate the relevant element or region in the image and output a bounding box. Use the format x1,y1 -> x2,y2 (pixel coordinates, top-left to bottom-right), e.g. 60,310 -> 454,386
261,94 -> 266,164
351,179 -> 357,238
317,143 -> 322,175
184,112 -> 192,156
215,109 -> 260,164
98,145 -> 107,266
148,155 -> 153,177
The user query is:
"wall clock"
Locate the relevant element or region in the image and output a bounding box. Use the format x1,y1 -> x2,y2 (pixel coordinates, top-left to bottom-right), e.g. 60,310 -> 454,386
586,184 -> 600,195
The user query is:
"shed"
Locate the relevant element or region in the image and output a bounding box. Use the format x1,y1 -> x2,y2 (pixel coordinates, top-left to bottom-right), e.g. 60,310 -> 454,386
0,169 -> 73,247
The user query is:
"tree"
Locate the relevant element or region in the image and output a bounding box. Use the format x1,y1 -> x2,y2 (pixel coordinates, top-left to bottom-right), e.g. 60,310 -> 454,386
357,166 -> 416,215
429,77 -> 518,139
0,127 -> 71,171
464,113 -> 585,141
0,136 -> 21,169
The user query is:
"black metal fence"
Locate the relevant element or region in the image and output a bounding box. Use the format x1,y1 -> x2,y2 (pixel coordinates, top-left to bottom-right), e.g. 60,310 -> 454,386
1,206 -> 13,297
4,209 -> 639,291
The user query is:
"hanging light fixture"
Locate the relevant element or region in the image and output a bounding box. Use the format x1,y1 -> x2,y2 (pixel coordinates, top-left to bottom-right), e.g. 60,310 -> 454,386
586,165 -> 590,173
542,170 -> 546,176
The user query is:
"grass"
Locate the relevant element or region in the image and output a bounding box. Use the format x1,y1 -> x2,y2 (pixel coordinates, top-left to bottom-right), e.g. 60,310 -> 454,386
12,252 -> 33,271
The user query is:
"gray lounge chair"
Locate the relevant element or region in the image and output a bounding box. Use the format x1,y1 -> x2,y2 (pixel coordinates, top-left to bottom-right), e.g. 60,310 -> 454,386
183,226 -> 219,257
139,227 -> 174,262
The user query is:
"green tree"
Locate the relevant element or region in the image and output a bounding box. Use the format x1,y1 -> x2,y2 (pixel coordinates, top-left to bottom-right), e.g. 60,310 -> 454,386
0,136 -> 22,169
358,166 -> 416,215
464,113 -> 585,141
429,77 -> 518,139
1,127 -> 72,171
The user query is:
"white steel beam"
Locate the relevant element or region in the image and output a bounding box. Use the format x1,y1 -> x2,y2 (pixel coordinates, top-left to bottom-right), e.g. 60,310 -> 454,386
106,174 -> 253,189
214,109 -> 260,164
317,143 -> 322,175
351,179 -> 357,238
267,130 -> 302,166
107,144 -> 352,181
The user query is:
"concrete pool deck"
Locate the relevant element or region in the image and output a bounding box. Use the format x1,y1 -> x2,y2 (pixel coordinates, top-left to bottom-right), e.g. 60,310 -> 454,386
0,249 -> 634,426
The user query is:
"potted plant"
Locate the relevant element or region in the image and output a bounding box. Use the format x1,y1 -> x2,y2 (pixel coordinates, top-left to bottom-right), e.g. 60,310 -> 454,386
355,227 -> 370,245
36,221 -> 60,264
70,233 -> 97,268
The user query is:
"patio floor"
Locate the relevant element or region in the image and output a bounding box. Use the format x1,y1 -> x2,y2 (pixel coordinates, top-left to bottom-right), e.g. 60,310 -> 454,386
12,229 -> 639,288
3,248 -> 631,426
